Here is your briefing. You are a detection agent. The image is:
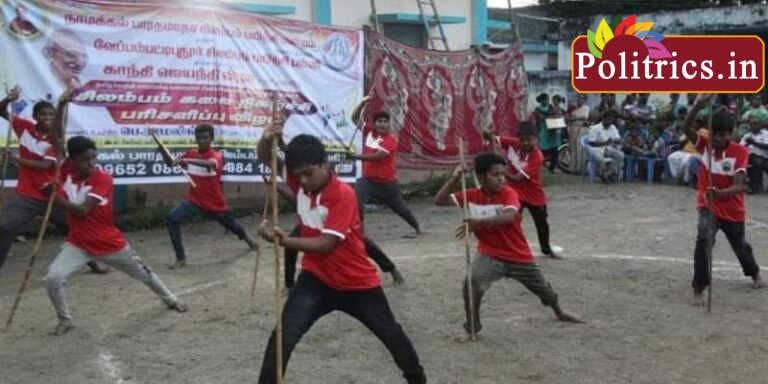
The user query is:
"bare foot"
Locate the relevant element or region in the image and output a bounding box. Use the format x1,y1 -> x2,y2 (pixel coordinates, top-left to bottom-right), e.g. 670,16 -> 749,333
452,331 -> 477,344
168,301 -> 188,313
555,310 -> 584,323
245,235 -> 259,251
167,260 -> 186,269
752,274 -> 765,289
391,268 -> 405,286
52,320 -> 74,336
691,290 -> 706,306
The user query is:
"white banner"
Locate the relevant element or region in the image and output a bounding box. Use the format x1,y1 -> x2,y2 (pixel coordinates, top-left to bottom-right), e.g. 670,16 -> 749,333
0,0 -> 363,185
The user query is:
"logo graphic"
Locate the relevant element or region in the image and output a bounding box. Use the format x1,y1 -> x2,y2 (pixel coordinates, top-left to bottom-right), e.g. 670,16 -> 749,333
322,33 -> 355,72
572,14 -> 765,93
586,15 -> 670,60
3,1 -> 48,41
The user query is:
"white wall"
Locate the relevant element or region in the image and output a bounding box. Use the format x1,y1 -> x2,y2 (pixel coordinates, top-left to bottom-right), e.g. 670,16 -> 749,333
219,0 -> 314,22
557,41 -> 571,71
523,53 -> 545,71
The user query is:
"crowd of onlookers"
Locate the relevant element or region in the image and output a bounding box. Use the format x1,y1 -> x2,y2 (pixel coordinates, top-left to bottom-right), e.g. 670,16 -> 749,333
532,92 -> 768,194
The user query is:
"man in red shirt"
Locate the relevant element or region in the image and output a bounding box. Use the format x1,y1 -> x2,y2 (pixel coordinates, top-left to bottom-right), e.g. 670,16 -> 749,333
43,95 -> 186,335
683,94 -> 764,306
347,110 -> 420,234
255,131 -> 425,384
0,87 -> 105,274
434,153 -> 582,341
163,124 -> 257,269
484,122 -> 562,259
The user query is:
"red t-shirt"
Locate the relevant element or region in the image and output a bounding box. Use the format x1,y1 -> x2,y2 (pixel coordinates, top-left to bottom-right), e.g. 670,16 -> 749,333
11,117 -> 57,201
181,148 -> 228,212
59,161 -> 127,256
499,136 -> 547,206
287,173 -> 381,290
451,186 -> 534,264
361,126 -> 397,182
695,136 -> 748,222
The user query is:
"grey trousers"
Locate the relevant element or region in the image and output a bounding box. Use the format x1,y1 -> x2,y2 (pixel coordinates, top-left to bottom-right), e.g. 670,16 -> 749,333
0,193 -> 68,268
463,253 -> 558,332
45,242 -> 178,321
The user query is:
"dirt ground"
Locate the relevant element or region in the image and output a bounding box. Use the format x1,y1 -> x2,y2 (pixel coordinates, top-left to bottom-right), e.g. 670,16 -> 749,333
2,177 -> 768,384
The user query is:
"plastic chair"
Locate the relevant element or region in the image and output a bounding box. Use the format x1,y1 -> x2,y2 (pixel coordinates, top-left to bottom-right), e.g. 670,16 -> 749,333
625,155 -> 665,184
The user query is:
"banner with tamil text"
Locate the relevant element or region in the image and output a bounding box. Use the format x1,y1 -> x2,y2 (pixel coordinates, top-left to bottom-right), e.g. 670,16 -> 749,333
0,0 -> 363,185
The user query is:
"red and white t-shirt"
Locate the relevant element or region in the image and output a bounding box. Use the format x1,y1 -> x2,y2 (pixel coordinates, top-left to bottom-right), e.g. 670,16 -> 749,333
361,126 -> 398,182
182,148 -> 228,212
499,136 -> 547,206
451,186 -> 534,264
287,173 -> 381,290
59,161 -> 127,256
695,136 -> 748,222
11,117 -> 57,201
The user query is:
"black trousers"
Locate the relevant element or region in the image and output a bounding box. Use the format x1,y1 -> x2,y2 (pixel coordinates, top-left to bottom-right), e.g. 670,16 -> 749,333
0,193 -> 101,273
521,203 -> 553,255
356,177 -> 420,232
258,272 -> 426,384
691,208 -> 760,291
284,224 -> 396,288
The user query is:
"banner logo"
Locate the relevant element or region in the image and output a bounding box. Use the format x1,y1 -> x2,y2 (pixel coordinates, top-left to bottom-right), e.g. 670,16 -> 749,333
572,15 -> 765,93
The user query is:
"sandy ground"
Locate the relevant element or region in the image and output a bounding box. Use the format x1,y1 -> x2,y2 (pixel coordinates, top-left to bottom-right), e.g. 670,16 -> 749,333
1,178 -> 768,384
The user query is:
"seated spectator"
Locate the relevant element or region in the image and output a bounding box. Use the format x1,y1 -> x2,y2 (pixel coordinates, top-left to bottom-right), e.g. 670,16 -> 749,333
588,111 -> 624,183
622,123 -> 656,157
738,94 -> 767,137
623,123 -> 667,181
740,111 -> 768,194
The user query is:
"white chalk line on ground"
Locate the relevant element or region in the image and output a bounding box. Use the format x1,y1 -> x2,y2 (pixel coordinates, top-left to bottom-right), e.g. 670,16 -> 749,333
115,248 -> 763,320
97,349 -> 128,384
95,248 -> 762,382
96,326 -> 130,384
389,250 -> 768,275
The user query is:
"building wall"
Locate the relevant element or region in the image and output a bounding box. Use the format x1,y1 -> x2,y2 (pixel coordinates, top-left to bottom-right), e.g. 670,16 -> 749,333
332,0 -> 473,50
524,53 -> 546,72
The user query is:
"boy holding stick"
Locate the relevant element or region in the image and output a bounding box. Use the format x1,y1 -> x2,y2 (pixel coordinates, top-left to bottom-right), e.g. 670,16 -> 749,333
43,89 -> 187,335
255,128 -> 426,384
682,94 -> 764,306
434,152 -> 582,342
0,86 -> 106,274
161,124 -> 257,269
483,122 -> 562,259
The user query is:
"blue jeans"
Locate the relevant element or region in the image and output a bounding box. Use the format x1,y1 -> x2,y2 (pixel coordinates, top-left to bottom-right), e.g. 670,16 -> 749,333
258,272 -> 426,384
166,201 -> 249,261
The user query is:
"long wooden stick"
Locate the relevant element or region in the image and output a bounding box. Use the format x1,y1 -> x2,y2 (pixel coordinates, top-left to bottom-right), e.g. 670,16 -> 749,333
5,176 -> 58,330
0,100 -> 15,214
250,191 -> 270,298
270,100 -> 284,384
706,97 -> 715,313
458,138 -> 476,341
150,131 -> 198,188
